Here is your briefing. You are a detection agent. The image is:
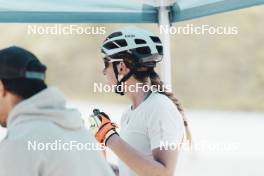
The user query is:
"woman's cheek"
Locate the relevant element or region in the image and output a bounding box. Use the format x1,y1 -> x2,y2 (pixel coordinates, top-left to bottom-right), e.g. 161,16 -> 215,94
105,70 -> 115,85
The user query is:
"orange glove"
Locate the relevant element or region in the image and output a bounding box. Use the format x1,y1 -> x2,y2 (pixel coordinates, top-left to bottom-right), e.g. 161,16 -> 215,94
89,109 -> 118,146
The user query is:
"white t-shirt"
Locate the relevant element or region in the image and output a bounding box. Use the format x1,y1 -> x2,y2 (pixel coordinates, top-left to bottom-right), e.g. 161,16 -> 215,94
118,92 -> 184,176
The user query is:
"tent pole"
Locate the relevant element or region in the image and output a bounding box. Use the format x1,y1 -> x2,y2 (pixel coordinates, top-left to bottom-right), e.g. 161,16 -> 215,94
158,6 -> 172,89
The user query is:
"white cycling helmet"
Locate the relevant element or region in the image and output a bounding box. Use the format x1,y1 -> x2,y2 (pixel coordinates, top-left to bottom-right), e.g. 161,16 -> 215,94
101,27 -> 163,95
101,27 -> 163,67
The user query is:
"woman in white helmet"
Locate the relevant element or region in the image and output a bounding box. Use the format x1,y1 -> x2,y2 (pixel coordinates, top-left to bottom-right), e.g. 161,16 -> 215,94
90,27 -> 192,176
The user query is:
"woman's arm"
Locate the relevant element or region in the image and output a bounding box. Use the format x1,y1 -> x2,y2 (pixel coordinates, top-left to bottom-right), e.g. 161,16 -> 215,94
107,134 -> 179,176
89,110 -> 180,176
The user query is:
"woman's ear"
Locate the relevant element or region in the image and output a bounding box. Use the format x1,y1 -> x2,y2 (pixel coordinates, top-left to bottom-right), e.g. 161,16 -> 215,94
117,62 -> 129,75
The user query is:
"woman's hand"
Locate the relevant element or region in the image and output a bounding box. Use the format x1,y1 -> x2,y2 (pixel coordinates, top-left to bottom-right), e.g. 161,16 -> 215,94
89,109 -> 119,145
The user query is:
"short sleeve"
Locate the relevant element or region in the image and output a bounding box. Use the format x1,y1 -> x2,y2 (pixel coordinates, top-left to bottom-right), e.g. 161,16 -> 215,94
147,101 -> 184,150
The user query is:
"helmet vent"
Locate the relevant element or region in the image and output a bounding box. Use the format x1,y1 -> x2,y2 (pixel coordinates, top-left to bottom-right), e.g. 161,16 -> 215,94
135,46 -> 151,55
103,42 -> 118,49
107,32 -> 122,40
156,46 -> 163,55
150,36 -> 161,43
103,39 -> 127,49
114,39 -> 127,47
134,39 -> 146,44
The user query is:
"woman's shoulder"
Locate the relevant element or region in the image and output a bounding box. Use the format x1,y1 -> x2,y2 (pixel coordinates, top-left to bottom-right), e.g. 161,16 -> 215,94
143,92 -> 181,122
147,92 -> 176,109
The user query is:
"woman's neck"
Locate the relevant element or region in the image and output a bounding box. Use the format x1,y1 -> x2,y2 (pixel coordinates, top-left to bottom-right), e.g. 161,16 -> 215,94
128,90 -> 146,110
125,79 -> 151,110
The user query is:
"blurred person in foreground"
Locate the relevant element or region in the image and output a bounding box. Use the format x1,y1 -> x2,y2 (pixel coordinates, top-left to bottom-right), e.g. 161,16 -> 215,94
0,46 -> 114,176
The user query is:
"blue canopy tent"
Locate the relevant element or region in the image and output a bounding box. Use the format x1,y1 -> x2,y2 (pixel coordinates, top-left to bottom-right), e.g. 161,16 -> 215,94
0,0 -> 263,86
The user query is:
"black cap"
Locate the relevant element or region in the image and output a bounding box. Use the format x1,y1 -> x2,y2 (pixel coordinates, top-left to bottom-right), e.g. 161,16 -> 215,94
0,46 -> 46,80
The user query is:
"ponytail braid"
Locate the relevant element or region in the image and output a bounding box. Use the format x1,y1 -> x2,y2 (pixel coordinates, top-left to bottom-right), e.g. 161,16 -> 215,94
149,70 -> 192,144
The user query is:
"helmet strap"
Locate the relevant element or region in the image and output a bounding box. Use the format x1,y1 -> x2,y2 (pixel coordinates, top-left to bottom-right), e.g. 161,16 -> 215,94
112,62 -> 134,96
